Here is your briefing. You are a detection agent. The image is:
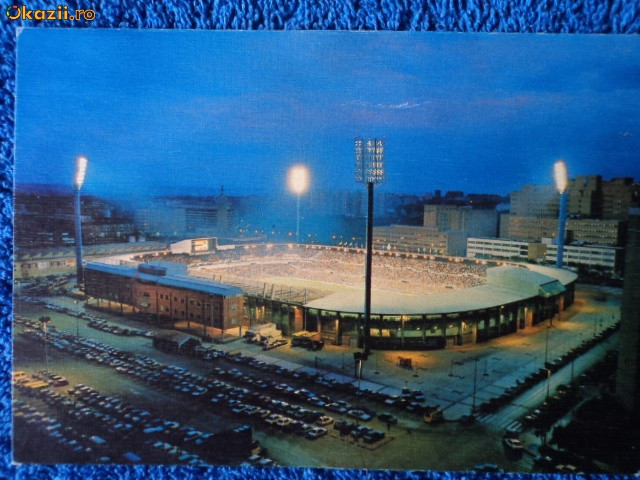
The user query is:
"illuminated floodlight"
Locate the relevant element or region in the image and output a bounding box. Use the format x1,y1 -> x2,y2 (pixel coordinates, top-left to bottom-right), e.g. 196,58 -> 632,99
554,159 -> 569,268
287,164 -> 310,244
288,164 -> 310,195
554,160 -> 568,194
355,138 -> 385,185
75,155 -> 88,189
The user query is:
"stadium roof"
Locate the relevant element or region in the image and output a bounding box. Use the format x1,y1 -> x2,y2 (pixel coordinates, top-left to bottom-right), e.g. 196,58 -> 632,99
304,265 -> 577,316
85,261 -> 244,297
156,275 -> 243,297
522,264 -> 578,286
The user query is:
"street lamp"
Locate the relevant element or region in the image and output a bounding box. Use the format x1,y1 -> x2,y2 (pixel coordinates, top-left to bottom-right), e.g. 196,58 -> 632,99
287,164 -> 309,244
39,316 -> 52,371
472,357 -> 479,415
74,155 -> 88,287
355,138 -> 385,358
544,323 -> 551,365
554,160 -> 569,268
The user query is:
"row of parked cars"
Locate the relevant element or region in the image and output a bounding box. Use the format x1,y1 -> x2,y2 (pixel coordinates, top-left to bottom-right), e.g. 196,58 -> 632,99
208,364 -> 381,421
17,317 -> 342,449
18,295 -> 152,338
170,338 -> 434,419
19,314 -> 396,455
216,352 -> 432,416
15,378 -> 212,465
86,317 -> 148,337
333,419 -> 387,444
521,383 -> 578,429
14,399 -> 112,463
478,322 -> 620,415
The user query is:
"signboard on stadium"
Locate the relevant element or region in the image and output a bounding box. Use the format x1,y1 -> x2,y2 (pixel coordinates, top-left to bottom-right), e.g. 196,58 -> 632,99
192,239 -> 210,252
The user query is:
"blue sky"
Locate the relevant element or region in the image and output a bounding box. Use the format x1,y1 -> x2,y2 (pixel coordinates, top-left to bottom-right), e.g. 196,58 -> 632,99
15,30 -> 640,197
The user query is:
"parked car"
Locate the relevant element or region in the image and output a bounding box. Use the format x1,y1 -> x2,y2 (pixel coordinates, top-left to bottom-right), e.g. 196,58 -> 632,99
503,437 -> 524,454
378,413 -> 398,424
306,427 -> 327,439
315,416 -> 334,426
363,430 -> 385,444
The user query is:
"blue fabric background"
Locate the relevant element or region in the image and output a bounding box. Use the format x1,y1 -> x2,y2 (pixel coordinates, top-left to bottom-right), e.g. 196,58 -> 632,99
1,1 -> 639,479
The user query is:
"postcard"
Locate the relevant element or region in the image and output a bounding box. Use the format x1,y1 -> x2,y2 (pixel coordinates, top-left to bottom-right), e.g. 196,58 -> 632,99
13,29 -> 640,473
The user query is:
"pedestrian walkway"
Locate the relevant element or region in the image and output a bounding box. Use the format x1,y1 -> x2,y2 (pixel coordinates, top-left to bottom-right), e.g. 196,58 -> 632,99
458,332 -> 618,431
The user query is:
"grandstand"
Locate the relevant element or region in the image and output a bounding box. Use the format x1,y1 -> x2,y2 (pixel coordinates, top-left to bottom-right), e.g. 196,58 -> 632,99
115,243 -> 577,350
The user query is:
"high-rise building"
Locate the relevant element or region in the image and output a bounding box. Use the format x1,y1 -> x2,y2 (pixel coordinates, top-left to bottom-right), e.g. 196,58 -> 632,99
424,205 -> 498,237
616,209 -> 640,424
499,214 -> 623,246
602,177 -> 639,220
15,189 -> 136,248
134,191 -> 234,239
373,225 -> 467,256
568,175 -> 602,218
510,184 -> 559,217
423,205 -> 458,230
499,214 -> 558,242
566,218 -> 625,246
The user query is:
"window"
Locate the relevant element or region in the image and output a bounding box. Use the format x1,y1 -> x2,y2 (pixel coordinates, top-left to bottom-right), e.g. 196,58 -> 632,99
181,298 -> 184,304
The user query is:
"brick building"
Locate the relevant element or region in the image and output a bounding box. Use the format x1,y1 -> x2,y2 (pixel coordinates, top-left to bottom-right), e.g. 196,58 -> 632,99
84,261 -> 245,332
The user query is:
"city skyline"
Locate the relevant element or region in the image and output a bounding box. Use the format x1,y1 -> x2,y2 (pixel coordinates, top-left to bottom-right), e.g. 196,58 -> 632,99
15,30 -> 640,198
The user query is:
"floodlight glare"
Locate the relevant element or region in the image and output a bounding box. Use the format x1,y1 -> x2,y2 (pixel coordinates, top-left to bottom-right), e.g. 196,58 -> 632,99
75,155 -> 88,189
288,164 -> 309,195
554,159 -> 569,268
554,160 -> 568,194
288,164 -> 310,244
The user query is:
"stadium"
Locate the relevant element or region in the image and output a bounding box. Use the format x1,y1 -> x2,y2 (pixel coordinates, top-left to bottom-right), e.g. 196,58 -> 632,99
119,242 -> 577,350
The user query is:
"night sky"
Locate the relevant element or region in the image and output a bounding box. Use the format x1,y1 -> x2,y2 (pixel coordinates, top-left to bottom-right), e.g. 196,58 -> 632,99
15,30 -> 640,198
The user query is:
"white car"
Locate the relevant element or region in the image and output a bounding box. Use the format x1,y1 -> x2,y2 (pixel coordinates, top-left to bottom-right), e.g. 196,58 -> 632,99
315,415 -> 334,426
275,417 -> 292,428
503,438 -> 524,451
306,427 -> 328,439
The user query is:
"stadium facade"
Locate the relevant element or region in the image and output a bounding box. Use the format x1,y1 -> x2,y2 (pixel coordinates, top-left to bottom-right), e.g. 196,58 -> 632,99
84,260 -> 244,336
84,244 -> 577,350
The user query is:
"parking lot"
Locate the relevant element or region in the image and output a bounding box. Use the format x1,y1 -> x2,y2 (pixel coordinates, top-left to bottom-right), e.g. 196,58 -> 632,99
13,281 -> 622,470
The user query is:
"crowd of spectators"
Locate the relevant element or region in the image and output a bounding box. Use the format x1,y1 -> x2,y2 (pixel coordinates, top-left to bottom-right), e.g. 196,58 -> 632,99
189,246 -> 487,295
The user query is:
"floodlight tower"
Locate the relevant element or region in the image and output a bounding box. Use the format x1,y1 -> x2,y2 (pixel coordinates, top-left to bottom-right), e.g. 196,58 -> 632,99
74,156 -> 88,287
554,160 -> 569,268
288,164 -> 310,244
355,137 -> 385,359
